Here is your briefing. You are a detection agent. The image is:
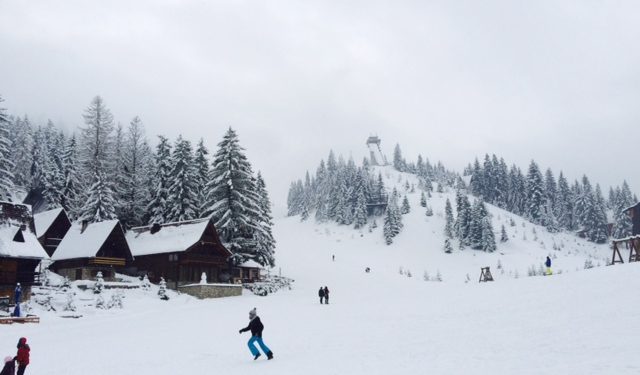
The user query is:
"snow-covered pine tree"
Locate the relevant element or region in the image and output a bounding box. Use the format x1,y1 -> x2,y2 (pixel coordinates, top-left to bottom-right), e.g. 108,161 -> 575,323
401,195 -> 410,214
444,198 -> 454,239
147,136 -> 172,224
612,181 -> 634,238
481,217 -> 496,252
194,139 -> 210,218
166,136 -> 198,222
525,160 -> 545,224
253,172 -> 276,267
30,125 -> 47,192
556,172 -> 574,230
500,224 -> 509,243
9,115 -> 33,190
203,128 -> 262,264
443,238 -> 453,254
353,188 -> 368,229
544,168 -> 557,213
0,96 -> 14,200
454,191 -> 472,246
468,200 -> 484,249
420,191 -> 427,207
383,205 -> 395,245
79,170 -> 118,223
80,96 -> 115,178
119,117 -> 148,227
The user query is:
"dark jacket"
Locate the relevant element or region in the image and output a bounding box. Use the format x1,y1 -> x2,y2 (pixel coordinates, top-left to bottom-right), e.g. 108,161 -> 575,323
545,258 -> 551,267
323,287 -> 329,296
0,360 -> 15,375
15,338 -> 29,366
240,317 -> 264,337
318,288 -> 325,297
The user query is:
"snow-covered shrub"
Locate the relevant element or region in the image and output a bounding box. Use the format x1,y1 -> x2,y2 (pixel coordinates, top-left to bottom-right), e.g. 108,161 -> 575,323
406,270 -> 412,278
64,291 -> 76,312
435,270 -> 442,282
42,268 -> 50,287
95,294 -> 105,309
94,272 -> 104,294
244,275 -> 294,296
141,275 -> 151,291
108,291 -> 124,309
425,206 -> 433,217
584,260 -> 594,269
158,277 -> 169,300
399,266 -> 404,275
423,271 -> 430,281
62,276 -> 71,291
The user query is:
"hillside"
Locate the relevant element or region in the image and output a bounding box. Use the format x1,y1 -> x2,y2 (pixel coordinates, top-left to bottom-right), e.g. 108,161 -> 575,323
4,168 -> 636,374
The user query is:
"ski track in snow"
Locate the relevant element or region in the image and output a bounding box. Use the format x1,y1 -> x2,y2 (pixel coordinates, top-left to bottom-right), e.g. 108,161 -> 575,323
4,168 -> 639,374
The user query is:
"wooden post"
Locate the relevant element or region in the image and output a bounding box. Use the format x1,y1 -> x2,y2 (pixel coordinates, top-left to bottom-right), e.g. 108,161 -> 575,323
612,242 -> 624,265
629,239 -> 639,263
479,267 -> 494,282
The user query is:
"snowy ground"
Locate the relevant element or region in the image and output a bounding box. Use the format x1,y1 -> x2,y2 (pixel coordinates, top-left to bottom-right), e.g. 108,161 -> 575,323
3,168 -> 639,374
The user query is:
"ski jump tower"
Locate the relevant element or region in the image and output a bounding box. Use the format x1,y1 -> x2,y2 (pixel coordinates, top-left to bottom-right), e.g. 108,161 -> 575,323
366,135 -> 388,166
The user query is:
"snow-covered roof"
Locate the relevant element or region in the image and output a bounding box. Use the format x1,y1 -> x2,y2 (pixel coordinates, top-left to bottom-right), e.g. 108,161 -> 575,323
622,202 -> 640,213
0,224 -> 48,259
239,260 -> 263,268
52,220 -> 120,260
33,208 -> 64,237
127,218 -> 213,257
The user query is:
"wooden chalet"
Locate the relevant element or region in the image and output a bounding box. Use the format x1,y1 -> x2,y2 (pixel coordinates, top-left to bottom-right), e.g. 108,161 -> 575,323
33,208 -> 71,257
127,218 -> 233,289
236,260 -> 263,284
0,202 -> 48,303
611,202 -> 640,264
50,220 -> 133,281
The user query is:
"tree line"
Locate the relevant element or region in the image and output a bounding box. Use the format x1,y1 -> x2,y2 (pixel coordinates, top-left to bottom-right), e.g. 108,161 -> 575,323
0,95 -> 275,267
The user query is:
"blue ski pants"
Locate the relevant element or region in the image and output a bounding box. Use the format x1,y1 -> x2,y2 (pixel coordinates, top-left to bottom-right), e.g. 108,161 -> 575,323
248,336 -> 271,356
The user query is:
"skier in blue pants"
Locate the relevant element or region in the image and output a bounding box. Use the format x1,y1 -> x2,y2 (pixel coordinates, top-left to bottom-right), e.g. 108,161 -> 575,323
239,308 -> 274,360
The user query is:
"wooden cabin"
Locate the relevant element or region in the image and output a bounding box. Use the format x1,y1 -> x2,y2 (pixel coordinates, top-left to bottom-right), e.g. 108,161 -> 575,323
50,220 -> 133,281
235,260 -> 263,284
0,201 -> 48,303
33,208 -> 71,257
624,202 -> 640,236
127,218 -> 233,289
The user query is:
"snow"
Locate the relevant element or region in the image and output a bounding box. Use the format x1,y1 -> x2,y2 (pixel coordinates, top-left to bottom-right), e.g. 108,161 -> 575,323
5,167 -> 639,374
51,220 -> 119,260
126,219 -> 210,256
0,224 -> 47,259
33,208 -> 63,237
239,260 -> 262,268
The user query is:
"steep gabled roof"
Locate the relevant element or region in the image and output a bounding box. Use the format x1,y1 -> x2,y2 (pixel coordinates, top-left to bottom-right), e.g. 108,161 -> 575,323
33,208 -> 65,237
0,201 -> 48,259
52,220 -> 122,260
127,217 -> 231,257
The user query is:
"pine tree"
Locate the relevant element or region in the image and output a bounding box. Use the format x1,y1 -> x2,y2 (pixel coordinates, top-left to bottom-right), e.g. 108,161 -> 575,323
481,217 -> 496,252
166,136 -> 198,222
194,139 -> 210,218
0,96 -> 14,200
454,191 -> 472,245
612,181 -> 634,238
443,238 -> 453,254
420,191 -> 427,207
401,195 -> 410,214
444,198 -> 454,239
61,135 -> 82,218
120,117 -> 148,227
78,171 -> 118,223
393,143 -> 405,172
10,116 -> 33,189
203,128 -> 262,263
147,136 -> 172,224
500,224 -> 509,243
556,172 -> 574,230
80,96 -> 115,177
353,189 -> 368,229
525,160 -> 545,223
253,172 -> 276,267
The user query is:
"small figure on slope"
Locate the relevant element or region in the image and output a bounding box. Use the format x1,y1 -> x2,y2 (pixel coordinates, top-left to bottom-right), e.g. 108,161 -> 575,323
14,337 -> 29,375
0,356 -> 15,375
318,287 -> 325,304
545,256 -> 552,276
239,308 -> 273,360
323,286 -> 330,304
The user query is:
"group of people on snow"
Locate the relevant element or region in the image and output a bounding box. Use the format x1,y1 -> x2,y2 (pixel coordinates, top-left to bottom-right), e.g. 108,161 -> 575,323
318,286 -> 330,304
1,337 -> 30,375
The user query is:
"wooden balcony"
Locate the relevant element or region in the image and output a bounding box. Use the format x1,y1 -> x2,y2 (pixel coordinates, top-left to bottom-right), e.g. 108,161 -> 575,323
87,257 -> 126,267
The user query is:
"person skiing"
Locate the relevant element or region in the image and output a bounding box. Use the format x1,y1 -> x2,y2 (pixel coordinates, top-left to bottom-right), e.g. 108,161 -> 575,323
14,338 -> 29,375
323,286 -> 330,305
545,256 -> 552,275
0,356 -> 15,375
239,308 -> 273,360
318,287 -> 325,304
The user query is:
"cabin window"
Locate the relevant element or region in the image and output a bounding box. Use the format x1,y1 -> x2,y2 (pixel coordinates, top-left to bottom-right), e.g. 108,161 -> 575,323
169,254 -> 178,262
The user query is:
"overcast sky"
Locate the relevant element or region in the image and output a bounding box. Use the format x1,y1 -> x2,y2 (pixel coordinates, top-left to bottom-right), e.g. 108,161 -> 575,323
1,0 -> 639,214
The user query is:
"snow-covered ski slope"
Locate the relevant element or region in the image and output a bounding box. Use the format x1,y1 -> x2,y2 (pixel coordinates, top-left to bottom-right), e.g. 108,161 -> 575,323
4,167 -> 640,374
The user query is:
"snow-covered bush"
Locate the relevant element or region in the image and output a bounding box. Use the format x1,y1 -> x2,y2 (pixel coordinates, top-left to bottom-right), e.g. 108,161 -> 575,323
94,272 -> 104,294
64,291 -> 76,312
244,275 -> 294,296
158,277 -> 169,300
141,275 -> 151,291
108,291 -> 124,309
584,260 -> 594,269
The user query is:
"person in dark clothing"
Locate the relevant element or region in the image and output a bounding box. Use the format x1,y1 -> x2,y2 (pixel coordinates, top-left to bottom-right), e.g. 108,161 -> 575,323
14,338 -> 29,375
545,256 -> 552,275
318,287 -> 325,304
239,308 -> 273,360
323,286 -> 329,304
0,356 -> 15,375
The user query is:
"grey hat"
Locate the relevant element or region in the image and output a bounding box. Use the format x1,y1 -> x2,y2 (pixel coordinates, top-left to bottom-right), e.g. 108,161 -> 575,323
249,307 -> 257,318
